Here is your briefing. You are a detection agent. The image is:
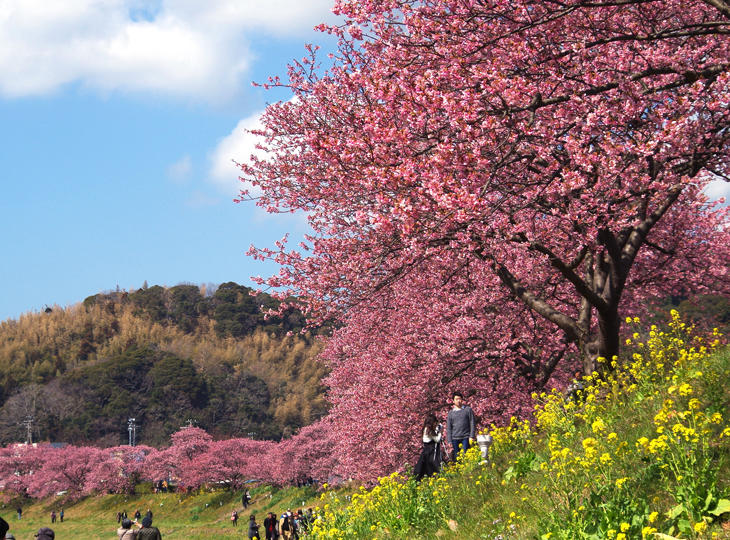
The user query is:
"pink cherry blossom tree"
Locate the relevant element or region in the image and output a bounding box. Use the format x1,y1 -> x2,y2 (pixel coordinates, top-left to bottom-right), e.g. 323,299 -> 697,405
245,0 -> 729,368
0,443 -> 46,496
240,0 -> 730,478
84,445 -> 156,495
188,438 -> 276,490
143,426 -> 212,489
266,420 -> 337,486
23,445 -> 104,499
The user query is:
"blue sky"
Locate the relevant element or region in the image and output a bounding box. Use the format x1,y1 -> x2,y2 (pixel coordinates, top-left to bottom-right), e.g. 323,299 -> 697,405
0,0 -> 340,322
2,2 -> 729,323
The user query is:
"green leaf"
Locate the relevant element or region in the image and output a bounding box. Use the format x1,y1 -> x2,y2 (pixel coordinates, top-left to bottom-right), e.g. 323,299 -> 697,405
708,498 -> 730,517
703,491 -> 714,512
677,519 -> 692,534
667,503 -> 685,520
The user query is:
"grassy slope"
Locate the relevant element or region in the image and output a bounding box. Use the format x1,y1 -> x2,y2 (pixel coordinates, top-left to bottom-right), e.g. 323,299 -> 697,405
2,484 -> 322,540
308,318 -> 730,539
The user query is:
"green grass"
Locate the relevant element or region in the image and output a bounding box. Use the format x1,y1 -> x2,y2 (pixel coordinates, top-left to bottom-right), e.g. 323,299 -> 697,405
1,485 -> 321,540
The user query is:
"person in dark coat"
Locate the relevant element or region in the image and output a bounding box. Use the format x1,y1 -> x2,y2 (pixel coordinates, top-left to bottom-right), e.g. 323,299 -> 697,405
248,514 -> 260,540
136,516 -> 161,540
35,528 -> 55,540
263,512 -> 278,540
414,413 -> 443,480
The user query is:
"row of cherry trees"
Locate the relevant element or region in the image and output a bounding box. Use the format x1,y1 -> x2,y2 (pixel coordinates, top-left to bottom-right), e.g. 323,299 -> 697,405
0,425 -> 335,500
4,0 -> 729,493
240,0 -> 730,480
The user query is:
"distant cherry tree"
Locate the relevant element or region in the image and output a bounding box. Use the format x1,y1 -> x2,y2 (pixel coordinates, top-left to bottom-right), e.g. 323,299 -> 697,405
85,445 -> 156,495
143,427 -> 212,489
23,445 -> 104,499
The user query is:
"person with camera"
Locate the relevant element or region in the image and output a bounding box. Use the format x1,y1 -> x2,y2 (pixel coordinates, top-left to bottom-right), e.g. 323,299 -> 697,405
414,413 -> 444,480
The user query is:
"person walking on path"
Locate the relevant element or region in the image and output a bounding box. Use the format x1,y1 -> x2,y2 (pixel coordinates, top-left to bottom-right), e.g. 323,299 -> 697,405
279,511 -> 294,540
117,518 -> 138,540
263,512 -> 278,540
50,511 -> 56,524
136,516 -> 161,540
59,509 -> 64,523
414,413 -> 443,480
446,391 -> 476,462
248,514 -> 260,540
15,508 -> 21,521
231,510 -> 238,527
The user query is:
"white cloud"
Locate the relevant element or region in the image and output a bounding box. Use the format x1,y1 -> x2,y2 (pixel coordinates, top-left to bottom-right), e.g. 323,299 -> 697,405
207,106 -> 310,228
705,178 -> 730,203
166,154 -> 192,183
208,110 -> 266,197
0,0 -> 335,101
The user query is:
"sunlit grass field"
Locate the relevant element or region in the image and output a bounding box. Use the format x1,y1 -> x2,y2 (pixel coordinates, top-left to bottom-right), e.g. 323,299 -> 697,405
2,484 -> 322,540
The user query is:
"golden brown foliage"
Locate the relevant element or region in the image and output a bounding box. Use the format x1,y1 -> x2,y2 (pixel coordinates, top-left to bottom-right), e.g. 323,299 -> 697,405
0,287 -> 327,438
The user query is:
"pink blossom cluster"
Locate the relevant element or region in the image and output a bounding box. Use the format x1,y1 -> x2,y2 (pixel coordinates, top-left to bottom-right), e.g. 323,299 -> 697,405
0,425 -> 337,499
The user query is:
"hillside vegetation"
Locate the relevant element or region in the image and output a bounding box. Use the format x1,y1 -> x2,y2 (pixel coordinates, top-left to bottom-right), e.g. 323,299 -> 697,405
308,313 -> 730,539
0,282 -> 327,446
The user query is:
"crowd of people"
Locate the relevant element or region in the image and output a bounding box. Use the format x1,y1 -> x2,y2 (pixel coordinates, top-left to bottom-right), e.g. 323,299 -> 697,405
257,508 -> 314,539
233,490 -> 315,539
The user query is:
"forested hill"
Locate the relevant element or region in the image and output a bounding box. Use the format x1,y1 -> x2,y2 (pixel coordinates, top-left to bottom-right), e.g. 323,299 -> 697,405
0,282 -> 328,447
